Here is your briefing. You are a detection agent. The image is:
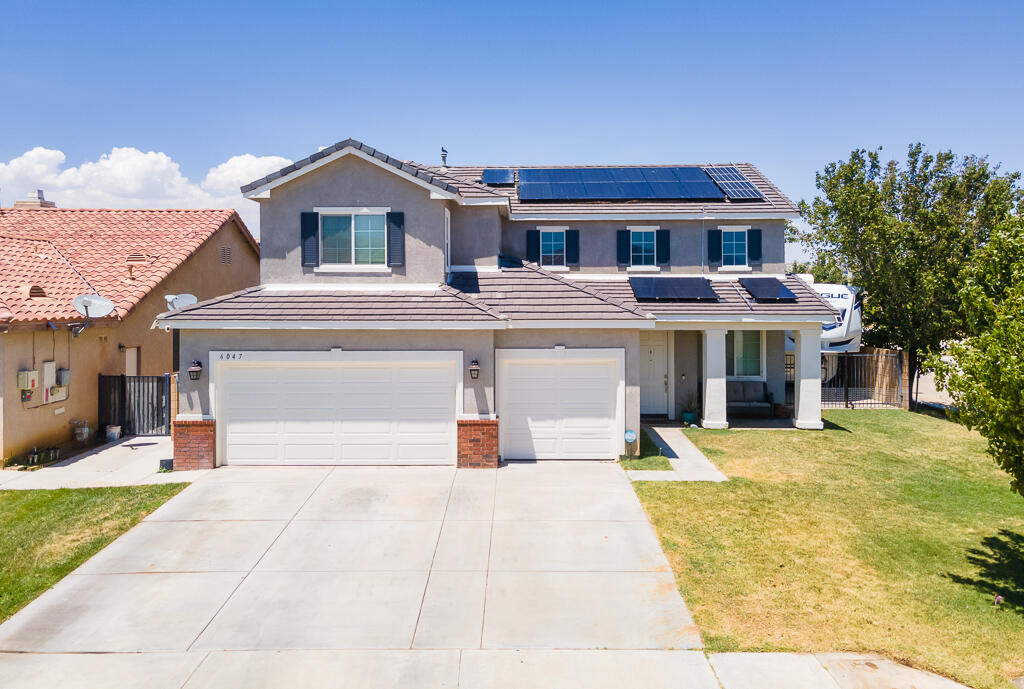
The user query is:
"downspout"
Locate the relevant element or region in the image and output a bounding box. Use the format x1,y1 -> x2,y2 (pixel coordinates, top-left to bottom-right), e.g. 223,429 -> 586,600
700,206 -> 707,275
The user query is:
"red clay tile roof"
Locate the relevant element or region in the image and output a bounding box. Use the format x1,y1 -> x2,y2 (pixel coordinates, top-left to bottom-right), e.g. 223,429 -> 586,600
0,208 -> 254,325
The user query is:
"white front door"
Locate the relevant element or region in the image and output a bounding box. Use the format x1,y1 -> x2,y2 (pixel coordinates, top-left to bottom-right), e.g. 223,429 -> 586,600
219,354 -> 458,466
639,331 -> 668,414
125,347 -> 139,376
496,348 -> 624,460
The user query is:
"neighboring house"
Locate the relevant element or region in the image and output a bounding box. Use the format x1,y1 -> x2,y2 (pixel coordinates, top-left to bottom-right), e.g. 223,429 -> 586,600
157,139 -> 835,470
0,194 -> 259,462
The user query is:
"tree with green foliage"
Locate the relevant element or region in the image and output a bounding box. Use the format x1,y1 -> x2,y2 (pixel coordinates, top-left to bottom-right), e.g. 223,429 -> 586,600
932,217 -> 1024,496
795,144 -> 1021,398
789,258 -> 844,284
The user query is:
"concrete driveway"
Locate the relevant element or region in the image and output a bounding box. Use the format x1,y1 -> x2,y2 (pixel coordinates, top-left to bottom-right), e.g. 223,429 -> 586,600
0,461 -> 709,689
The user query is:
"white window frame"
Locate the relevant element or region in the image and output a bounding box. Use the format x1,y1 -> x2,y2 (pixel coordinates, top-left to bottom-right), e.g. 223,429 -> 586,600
726,329 -> 766,381
628,225 -> 659,271
719,224 -> 750,269
538,225 -> 568,270
314,206 -> 390,272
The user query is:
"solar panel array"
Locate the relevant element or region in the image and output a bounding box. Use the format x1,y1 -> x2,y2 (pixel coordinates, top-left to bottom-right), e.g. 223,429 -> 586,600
702,166 -> 765,200
517,167 -> 727,201
629,277 -> 719,301
481,168 -> 515,185
739,277 -> 797,302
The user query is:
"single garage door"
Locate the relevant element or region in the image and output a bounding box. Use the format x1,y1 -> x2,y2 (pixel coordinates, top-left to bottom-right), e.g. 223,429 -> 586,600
218,352 -> 458,466
496,348 -> 624,460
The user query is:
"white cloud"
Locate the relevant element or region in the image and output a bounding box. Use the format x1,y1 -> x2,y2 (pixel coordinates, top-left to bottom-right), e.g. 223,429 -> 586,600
0,146 -> 290,237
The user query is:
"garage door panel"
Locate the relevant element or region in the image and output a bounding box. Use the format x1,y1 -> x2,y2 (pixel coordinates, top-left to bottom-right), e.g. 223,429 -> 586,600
498,349 -> 623,461
221,357 -> 457,466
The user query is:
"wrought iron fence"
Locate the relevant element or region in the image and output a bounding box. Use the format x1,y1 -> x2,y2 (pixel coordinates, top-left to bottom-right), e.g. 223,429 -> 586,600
98,374 -> 172,436
785,351 -> 903,409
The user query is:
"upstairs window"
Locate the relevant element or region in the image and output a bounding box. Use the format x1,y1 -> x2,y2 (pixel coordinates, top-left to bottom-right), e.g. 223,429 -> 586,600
540,230 -> 565,267
321,213 -> 387,265
631,230 -> 656,266
722,229 -> 747,266
726,330 -> 763,378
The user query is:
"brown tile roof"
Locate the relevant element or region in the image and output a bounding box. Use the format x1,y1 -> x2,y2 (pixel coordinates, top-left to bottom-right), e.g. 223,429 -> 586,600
157,285 -> 506,322
427,163 -> 797,216
577,275 -> 837,318
0,208 -> 254,325
240,138 -> 505,199
448,261 -> 650,321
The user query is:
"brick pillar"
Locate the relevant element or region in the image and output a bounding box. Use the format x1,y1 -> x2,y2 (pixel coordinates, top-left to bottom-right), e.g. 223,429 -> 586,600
457,419 -> 499,468
172,419 -> 216,470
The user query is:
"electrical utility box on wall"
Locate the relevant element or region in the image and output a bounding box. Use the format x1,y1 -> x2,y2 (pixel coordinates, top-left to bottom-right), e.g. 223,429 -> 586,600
17,370 -> 39,390
41,361 -> 68,404
57,368 -> 71,386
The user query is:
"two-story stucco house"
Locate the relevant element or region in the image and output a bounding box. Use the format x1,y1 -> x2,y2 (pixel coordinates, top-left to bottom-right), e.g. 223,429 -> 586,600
157,139 -> 835,470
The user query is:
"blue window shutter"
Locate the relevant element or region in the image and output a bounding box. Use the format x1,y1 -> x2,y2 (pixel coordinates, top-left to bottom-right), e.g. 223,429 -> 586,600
747,229 -> 762,263
656,229 -> 670,264
616,230 -> 630,264
565,229 -> 580,265
707,229 -> 722,263
300,211 -> 319,267
526,229 -> 540,263
386,212 -> 405,266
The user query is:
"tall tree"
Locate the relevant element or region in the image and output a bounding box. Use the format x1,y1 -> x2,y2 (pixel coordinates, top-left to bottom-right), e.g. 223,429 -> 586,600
932,218 -> 1024,496
796,144 -> 1021,398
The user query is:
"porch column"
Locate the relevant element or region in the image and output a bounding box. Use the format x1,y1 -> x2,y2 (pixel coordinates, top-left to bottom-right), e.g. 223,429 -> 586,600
701,329 -> 728,429
793,327 -> 824,430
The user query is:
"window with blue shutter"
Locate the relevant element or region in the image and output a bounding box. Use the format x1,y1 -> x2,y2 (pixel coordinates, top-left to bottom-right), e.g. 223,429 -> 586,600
526,229 -> 540,263
656,229 -> 670,265
747,229 -> 762,263
300,211 -> 320,267
707,229 -> 722,264
386,212 -> 405,266
565,229 -> 580,265
616,230 -> 630,265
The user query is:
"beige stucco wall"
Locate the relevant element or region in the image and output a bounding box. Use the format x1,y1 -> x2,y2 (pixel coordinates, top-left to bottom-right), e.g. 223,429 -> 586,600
500,218 -> 788,274
257,155 -> 449,284
176,329 -> 497,418
449,204 -> 500,267
0,221 -> 259,461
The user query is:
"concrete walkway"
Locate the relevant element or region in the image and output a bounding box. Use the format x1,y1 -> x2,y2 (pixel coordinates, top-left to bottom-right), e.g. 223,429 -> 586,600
626,425 -> 728,482
0,437 -> 208,489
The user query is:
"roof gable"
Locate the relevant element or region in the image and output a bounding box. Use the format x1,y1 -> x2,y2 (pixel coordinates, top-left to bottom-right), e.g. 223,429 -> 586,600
241,138 -> 505,202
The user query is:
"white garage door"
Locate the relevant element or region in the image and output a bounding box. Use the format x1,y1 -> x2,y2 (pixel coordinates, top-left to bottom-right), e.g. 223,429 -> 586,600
496,348 -> 624,460
218,353 -> 458,466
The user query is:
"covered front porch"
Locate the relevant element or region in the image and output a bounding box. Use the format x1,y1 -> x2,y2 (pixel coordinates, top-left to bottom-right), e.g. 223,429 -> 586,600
638,323 -> 823,430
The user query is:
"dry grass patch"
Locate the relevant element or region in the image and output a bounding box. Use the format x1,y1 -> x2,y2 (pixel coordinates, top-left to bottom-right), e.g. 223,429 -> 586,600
0,484 -> 185,622
635,410 -> 1024,689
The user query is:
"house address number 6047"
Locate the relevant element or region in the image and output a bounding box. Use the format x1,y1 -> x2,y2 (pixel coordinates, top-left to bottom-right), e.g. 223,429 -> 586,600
218,353 -> 244,360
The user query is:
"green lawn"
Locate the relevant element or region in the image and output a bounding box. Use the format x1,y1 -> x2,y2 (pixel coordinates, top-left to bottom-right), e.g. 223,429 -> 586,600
619,428 -> 673,470
633,410 -> 1024,689
0,484 -> 186,622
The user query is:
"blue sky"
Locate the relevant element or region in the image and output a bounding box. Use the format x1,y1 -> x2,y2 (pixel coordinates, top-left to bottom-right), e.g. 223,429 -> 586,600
1,0 -> 1021,251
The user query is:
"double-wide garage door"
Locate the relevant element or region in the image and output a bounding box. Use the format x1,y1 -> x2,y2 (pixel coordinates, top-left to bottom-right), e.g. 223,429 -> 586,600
497,348 -> 624,460
220,353 -> 458,466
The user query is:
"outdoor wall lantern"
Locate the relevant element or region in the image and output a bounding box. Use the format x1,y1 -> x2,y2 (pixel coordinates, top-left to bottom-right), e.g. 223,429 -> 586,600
187,360 -> 203,381
117,343 -> 126,352
469,359 -> 480,380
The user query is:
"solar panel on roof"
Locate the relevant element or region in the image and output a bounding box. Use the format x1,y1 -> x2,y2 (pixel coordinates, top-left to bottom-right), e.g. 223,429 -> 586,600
738,277 -> 797,302
629,277 -> 718,302
517,167 -> 727,201
703,166 -> 765,200
481,168 -> 515,185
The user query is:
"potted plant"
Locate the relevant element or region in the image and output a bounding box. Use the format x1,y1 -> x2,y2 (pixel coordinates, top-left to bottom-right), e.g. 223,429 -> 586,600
681,394 -> 698,425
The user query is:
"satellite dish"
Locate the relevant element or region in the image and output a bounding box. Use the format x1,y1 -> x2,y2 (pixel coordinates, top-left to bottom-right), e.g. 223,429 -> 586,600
165,293 -> 198,311
73,294 -> 115,319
